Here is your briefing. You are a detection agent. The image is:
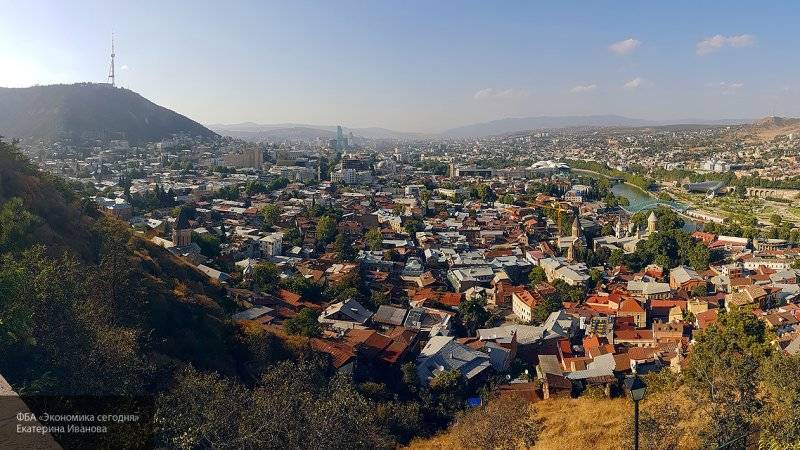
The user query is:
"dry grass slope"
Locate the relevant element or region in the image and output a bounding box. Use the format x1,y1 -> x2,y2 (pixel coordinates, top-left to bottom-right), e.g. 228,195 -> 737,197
406,396 -> 630,450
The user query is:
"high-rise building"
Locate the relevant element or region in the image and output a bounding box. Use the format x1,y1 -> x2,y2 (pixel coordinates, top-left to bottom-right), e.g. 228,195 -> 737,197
334,125 -> 348,151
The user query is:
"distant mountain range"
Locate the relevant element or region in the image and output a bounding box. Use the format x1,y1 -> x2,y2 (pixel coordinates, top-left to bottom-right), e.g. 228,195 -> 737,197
441,115 -> 750,137
0,83 -> 759,144
212,115 -> 751,141
208,122 -> 427,141
0,83 -> 217,144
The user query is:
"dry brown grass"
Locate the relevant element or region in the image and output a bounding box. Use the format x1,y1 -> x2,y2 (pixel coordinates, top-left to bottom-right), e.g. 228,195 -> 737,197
407,387 -> 709,450
532,396 -> 629,450
407,396 -> 630,450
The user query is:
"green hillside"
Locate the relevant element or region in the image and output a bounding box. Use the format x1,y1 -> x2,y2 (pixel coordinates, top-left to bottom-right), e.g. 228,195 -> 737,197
0,83 -> 217,144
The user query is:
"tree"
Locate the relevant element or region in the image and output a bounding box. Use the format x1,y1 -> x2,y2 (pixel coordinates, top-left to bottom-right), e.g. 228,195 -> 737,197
316,215 -> 337,246
118,173 -> 133,201
631,206 -> 684,232
528,266 -> 546,287
192,232 -> 221,258
261,204 -> 281,230
370,291 -> 390,308
458,298 -> 491,336
155,368 -> 251,448
420,189 -> 431,216
284,227 -> 303,247
421,369 -> 466,428
333,232 -> 356,261
531,292 -> 563,324
608,249 -> 624,268
283,308 -> 321,337
218,221 -> 228,243
252,262 -> 280,293
217,185 -> 240,201
0,198 -> 41,253
758,354 -> 800,445
473,184 -> 497,203
588,268 -> 603,289
690,283 -> 708,297
281,275 -> 321,299
770,213 -> 782,227
688,242 -> 710,270
365,228 -> 383,251
403,218 -> 425,236
685,309 -> 772,447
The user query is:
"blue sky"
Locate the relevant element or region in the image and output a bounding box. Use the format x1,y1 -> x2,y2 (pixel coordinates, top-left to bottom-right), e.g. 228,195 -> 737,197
2,0 -> 799,131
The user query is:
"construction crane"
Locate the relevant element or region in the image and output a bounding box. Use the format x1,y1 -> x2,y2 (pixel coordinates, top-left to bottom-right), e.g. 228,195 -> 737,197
531,199 -> 571,236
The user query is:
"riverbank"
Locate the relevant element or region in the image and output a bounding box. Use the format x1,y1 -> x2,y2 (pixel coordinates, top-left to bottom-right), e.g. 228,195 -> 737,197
572,168 -> 653,196
571,168 -> 705,229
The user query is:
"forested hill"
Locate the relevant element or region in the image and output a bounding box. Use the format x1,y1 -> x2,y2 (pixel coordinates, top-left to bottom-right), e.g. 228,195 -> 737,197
0,83 -> 218,144
0,138 -> 240,388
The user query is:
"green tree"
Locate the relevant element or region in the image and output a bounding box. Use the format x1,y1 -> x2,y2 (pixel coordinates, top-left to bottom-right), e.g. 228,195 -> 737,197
473,184 -> 497,203
758,354 -> 800,445
192,232 -> 221,258
316,215 -> 337,246
280,274 -> 321,299
217,185 -> 240,201
528,266 -> 547,287
333,232 -> 356,261
283,308 -> 322,337
690,283 -> 708,297
608,249 -> 624,267
0,197 -> 41,253
458,298 -> 491,336
631,206 -> 684,232
284,227 -> 303,247
370,290 -> 390,308
403,218 -> 425,235
365,228 -> 383,251
420,189 -> 432,216
261,204 -> 281,230
685,309 -> 772,448
252,262 -> 280,293
531,293 -> 563,324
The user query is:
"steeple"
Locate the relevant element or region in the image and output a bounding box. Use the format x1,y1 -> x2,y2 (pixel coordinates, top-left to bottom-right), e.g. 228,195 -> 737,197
571,215 -> 581,239
566,240 -> 576,262
647,211 -> 658,233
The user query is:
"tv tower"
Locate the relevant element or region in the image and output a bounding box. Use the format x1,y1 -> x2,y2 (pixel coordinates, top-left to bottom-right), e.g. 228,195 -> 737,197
107,33 -> 116,87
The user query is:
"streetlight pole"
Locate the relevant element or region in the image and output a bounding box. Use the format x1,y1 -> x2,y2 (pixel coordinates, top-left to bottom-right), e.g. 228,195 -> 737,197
633,396 -> 640,450
625,373 -> 647,450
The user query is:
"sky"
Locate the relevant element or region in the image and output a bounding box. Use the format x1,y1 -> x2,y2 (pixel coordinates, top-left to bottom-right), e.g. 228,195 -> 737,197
2,0 -> 800,132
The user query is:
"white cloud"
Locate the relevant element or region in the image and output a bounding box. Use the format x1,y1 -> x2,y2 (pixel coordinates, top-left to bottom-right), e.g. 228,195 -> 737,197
609,38 -> 641,55
709,81 -> 744,95
120,64 -> 129,70
623,77 -> 643,89
696,34 -> 755,55
473,88 -> 530,100
569,84 -> 597,94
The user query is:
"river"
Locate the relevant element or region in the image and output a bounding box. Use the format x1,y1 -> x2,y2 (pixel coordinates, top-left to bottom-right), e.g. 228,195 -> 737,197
610,183 -> 699,232
571,170 -> 701,231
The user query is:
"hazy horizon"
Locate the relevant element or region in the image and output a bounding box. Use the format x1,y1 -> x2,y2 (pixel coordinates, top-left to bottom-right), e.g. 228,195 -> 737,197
3,0 -> 800,131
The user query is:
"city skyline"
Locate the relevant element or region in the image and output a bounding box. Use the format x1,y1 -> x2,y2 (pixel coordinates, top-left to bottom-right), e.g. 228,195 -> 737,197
2,0 -> 800,131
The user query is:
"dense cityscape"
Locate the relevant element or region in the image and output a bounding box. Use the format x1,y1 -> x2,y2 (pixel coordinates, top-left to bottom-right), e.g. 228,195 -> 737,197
3,106 -> 799,447
3,2 -> 800,449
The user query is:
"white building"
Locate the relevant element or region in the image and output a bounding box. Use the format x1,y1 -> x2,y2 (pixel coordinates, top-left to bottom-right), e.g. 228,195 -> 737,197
259,232 -> 283,256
